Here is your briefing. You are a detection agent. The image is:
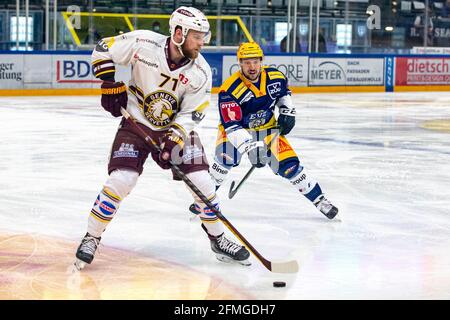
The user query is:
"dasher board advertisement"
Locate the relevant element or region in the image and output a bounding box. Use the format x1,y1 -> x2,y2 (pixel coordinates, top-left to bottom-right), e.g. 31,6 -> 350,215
396,57 -> 450,86
309,58 -> 385,86
222,55 -> 309,87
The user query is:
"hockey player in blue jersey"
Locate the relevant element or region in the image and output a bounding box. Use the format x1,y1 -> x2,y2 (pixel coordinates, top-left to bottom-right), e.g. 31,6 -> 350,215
191,42 -> 338,219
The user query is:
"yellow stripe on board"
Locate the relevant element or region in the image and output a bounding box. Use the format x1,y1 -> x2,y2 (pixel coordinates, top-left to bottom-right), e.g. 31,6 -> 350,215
289,86 -> 386,93
0,89 -> 101,96
394,85 -> 450,92
5,86 -> 450,97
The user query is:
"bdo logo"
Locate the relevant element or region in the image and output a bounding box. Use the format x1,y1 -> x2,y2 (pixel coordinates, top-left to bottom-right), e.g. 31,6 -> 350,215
56,59 -> 101,83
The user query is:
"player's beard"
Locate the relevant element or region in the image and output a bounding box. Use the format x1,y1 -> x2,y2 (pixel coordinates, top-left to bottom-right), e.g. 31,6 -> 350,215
181,43 -> 199,59
243,69 -> 260,82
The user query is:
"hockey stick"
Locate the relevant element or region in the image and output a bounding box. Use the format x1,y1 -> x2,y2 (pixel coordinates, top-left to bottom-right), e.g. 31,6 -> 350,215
120,108 -> 298,274
228,128 -> 281,199
228,166 -> 256,199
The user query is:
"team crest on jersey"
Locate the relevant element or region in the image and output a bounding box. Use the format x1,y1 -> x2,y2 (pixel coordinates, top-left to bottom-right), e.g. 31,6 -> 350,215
267,82 -> 282,99
143,90 -> 179,127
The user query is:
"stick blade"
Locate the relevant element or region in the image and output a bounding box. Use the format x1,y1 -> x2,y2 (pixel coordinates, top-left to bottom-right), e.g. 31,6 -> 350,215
270,260 -> 299,274
228,181 -> 237,199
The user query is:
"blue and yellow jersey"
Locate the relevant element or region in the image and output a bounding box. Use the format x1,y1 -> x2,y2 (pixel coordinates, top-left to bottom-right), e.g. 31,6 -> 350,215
218,66 -> 290,131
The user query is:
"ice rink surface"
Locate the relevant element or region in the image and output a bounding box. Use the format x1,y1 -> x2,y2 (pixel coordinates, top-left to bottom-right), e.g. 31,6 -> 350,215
1,91 -> 449,299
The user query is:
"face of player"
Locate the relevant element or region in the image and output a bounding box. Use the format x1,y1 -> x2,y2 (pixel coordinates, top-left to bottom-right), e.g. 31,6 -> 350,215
181,30 -> 207,59
240,58 -> 262,82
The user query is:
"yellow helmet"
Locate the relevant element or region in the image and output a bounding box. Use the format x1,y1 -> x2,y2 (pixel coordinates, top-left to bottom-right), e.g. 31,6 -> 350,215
237,42 -> 264,60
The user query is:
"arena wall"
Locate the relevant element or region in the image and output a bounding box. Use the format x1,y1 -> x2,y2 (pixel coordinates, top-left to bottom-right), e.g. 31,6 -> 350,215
1,51 -> 450,95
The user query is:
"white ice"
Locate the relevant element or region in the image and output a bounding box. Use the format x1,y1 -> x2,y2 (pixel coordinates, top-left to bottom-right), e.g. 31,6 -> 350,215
1,91 -> 449,299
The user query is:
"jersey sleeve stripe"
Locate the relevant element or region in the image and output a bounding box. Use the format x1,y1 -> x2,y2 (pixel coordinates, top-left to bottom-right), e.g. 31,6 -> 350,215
129,86 -> 144,106
194,101 -> 209,112
93,59 -> 116,78
232,82 -> 247,99
268,74 -> 285,80
92,59 -> 114,67
95,68 -> 116,78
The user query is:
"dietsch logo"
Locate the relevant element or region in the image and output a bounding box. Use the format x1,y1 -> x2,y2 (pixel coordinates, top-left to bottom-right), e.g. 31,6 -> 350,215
407,59 -> 450,74
56,59 -> 101,83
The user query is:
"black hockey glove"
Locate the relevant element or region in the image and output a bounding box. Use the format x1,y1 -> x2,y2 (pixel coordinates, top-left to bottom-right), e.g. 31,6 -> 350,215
277,105 -> 296,136
100,81 -> 127,117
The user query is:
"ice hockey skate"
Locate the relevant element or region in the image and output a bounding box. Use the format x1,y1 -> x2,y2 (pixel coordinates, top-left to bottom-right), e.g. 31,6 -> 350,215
209,232 -> 251,266
314,195 -> 339,219
73,233 -> 101,270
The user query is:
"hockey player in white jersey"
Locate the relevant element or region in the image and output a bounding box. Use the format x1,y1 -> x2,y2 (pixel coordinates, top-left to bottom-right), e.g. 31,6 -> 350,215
74,7 -> 250,270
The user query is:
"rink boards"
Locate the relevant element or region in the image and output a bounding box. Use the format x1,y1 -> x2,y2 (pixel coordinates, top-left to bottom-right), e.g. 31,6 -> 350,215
1,51 -> 450,95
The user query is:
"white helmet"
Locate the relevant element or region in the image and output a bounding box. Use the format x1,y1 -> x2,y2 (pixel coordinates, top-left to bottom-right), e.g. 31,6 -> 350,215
169,6 -> 211,48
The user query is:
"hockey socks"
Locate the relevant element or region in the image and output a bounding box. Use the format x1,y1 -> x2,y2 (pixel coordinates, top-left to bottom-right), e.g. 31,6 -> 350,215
289,166 -> 339,219
288,166 -> 323,201
88,187 -> 121,237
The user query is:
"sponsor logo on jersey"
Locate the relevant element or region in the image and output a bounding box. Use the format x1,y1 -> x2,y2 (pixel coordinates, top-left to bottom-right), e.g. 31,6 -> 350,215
202,203 -> 220,216
113,143 -> 139,158
177,8 -> 195,17
292,173 -> 306,185
212,163 -> 229,175
133,53 -> 158,69
277,138 -> 293,154
143,90 -> 179,127
267,82 -> 282,99
135,38 -> 162,47
220,101 -> 242,123
192,111 -> 205,123
95,39 -> 110,52
182,145 -> 204,163
240,91 -> 254,104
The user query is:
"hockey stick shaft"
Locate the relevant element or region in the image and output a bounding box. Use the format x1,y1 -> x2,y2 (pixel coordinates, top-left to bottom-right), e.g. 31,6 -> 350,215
228,165 -> 256,199
120,108 -> 297,273
228,128 -> 281,199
